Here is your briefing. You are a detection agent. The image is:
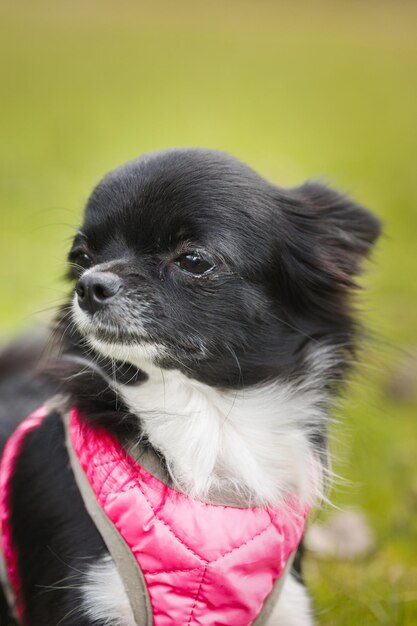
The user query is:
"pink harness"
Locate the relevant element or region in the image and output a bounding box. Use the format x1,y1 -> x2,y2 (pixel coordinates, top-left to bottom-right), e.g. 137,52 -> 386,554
0,407 -> 308,625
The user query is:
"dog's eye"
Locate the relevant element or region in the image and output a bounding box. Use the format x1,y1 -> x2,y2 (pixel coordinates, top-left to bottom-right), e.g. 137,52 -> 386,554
68,249 -> 92,271
174,252 -> 215,276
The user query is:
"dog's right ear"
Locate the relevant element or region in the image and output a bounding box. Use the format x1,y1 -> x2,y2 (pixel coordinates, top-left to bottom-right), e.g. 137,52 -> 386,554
296,181 -> 381,260
274,182 -> 382,314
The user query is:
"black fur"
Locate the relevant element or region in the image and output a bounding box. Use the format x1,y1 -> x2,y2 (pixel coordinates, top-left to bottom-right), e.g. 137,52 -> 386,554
0,335 -> 59,446
0,149 -> 381,625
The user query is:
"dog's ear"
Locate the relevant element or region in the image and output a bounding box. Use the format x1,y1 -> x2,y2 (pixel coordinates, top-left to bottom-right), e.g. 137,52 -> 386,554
299,180 -> 380,256
275,182 -> 382,314
288,182 -> 381,278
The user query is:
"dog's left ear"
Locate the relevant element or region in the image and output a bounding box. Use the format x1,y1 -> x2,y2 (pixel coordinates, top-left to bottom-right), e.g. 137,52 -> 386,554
284,181 -> 382,286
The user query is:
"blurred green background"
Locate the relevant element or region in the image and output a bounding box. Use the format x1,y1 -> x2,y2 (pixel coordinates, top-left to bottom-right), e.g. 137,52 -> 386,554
0,1 -> 416,623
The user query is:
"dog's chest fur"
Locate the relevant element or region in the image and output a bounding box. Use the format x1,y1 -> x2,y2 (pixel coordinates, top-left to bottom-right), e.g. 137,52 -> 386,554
113,360 -> 324,508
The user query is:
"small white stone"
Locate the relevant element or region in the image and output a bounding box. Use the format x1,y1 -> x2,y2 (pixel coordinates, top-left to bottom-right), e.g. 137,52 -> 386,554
305,510 -> 375,559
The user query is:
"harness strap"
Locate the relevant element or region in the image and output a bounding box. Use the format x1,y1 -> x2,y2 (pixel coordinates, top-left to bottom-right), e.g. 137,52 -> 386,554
62,413 -> 153,626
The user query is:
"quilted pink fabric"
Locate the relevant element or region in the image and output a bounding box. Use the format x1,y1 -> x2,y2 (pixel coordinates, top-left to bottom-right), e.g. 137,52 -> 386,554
69,407 -> 307,626
0,405 -> 48,623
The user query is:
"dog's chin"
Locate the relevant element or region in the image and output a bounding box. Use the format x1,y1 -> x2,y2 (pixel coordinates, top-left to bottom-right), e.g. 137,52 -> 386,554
87,335 -> 164,372
72,299 -> 164,371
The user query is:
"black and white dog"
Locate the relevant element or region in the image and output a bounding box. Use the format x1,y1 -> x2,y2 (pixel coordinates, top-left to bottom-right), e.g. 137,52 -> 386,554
0,149 -> 380,625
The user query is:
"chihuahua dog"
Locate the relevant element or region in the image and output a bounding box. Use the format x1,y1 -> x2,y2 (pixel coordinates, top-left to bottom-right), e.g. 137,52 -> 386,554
0,149 -> 380,626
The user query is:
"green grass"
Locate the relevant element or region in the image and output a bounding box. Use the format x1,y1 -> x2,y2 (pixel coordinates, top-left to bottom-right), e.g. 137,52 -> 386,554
1,2 -> 416,623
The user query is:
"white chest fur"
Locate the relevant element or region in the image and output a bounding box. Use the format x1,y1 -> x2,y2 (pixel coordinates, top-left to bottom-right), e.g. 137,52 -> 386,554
114,361 -> 324,507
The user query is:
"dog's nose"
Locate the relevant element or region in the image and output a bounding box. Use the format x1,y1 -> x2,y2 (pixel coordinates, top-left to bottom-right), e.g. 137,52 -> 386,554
76,272 -> 122,315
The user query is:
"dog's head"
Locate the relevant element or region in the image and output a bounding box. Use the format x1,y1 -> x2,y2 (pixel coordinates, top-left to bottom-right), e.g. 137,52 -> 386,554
67,149 -> 380,387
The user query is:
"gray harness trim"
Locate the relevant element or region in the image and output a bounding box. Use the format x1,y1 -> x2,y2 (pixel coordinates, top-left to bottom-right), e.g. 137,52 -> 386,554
63,413 -> 153,626
62,411 -> 294,626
